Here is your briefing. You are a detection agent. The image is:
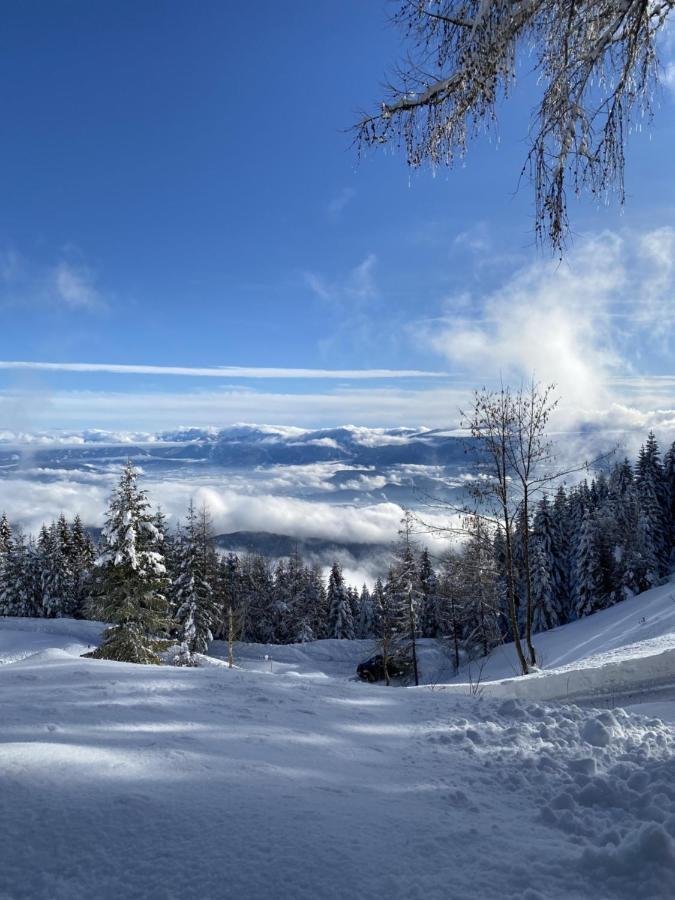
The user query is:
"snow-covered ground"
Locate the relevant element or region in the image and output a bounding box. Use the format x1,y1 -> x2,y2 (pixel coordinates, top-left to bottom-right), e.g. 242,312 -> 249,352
1,583 -> 674,900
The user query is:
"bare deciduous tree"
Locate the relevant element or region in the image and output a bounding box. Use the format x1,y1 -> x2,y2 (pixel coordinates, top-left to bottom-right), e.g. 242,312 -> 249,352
463,384 -> 531,674
356,1 -> 674,250
505,380 -> 558,667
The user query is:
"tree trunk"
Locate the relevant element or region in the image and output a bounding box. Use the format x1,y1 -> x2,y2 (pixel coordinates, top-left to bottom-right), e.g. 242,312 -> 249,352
227,605 -> 234,669
504,516 -> 529,675
522,493 -> 537,667
408,591 -> 419,686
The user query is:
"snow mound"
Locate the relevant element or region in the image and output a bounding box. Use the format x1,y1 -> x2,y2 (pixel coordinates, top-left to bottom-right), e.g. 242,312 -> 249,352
0,617 -> 104,666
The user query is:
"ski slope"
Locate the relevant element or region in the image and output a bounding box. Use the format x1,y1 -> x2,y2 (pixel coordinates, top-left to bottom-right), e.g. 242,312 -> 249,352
0,583 -> 674,900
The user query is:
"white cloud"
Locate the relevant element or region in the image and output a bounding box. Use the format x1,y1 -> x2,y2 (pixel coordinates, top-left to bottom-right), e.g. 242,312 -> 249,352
0,384 -> 468,431
420,228 -> 675,422
664,61 -> 675,96
53,262 -> 105,311
0,247 -> 107,312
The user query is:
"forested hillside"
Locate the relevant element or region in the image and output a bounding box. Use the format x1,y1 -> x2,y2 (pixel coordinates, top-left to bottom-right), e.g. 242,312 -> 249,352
1,431 -> 673,672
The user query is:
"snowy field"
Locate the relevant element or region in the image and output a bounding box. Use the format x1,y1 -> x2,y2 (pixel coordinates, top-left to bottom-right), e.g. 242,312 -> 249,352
1,585 -> 675,900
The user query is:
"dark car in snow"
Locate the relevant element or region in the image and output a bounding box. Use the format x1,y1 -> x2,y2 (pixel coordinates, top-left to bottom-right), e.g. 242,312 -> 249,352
356,653 -> 411,683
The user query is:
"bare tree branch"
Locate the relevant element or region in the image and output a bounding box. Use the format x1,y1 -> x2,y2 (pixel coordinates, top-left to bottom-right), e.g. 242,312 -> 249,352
355,0 -> 674,252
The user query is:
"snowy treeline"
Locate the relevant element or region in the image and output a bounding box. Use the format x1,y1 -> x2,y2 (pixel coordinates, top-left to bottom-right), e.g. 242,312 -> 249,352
0,513 -> 96,619
0,431 -> 673,666
524,431 -> 674,626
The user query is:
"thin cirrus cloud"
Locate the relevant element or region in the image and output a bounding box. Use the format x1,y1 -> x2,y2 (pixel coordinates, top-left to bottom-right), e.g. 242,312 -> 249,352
303,253 -> 378,304
326,187 -> 356,220
0,360 -> 449,379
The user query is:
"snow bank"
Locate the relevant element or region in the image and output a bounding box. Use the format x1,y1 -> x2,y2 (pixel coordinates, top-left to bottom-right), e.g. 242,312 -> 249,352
451,637 -> 675,704
0,616 -> 104,666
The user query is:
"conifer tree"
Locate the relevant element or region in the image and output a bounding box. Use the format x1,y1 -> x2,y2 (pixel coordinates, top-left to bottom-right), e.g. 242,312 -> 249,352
92,463 -> 169,664
436,552 -> 467,673
0,512 -> 12,606
388,512 -> 421,684
664,441 -> 675,550
356,584 -> 375,638
240,554 -> 275,643
39,522 -> 74,618
374,572 -> 405,686
575,509 -> 606,618
173,502 -> 219,659
531,541 -> 555,633
636,433 -> 669,577
0,528 -> 33,616
326,562 -> 354,639
70,515 -> 96,618
532,496 -> 565,629
418,548 -> 439,637
0,513 -> 12,556
461,516 -> 501,659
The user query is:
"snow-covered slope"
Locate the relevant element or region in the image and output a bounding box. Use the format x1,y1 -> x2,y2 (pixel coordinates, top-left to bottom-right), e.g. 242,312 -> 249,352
440,579 -> 675,713
1,609 -> 674,899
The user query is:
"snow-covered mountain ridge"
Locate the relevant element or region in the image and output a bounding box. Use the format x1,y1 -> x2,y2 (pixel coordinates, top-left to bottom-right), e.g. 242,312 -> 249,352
0,423 -> 470,468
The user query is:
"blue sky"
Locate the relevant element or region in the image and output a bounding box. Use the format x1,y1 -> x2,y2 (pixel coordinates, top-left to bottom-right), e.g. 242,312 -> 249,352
2,1 -> 675,433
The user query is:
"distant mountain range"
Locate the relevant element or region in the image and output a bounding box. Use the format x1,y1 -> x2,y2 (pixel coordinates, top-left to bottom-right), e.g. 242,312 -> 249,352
0,424 -> 472,470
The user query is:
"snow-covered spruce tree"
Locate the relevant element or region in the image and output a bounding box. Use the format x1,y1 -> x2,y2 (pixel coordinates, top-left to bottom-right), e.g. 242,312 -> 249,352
436,551 -> 467,673
356,583 -> 375,639
92,463 -> 169,664
37,522 -> 73,619
531,496 -> 565,631
215,552 -> 245,665
347,585 -> 360,630
619,487 -> 659,597
575,508 -> 607,619
551,485 -> 572,621
240,553 -> 275,643
272,559 -> 294,644
213,551 -> 240,640
635,432 -> 669,579
69,514 -> 96,618
664,441 -> 675,550
0,528 -> 35,616
305,563 -> 328,640
531,541 -> 554,634
326,561 -> 354,640
460,515 -> 501,660
375,571 -> 406,686
0,513 -> 11,556
285,546 -> 307,642
388,511 -> 421,685
0,512 -> 12,607
418,547 -> 439,637
173,502 -> 219,661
